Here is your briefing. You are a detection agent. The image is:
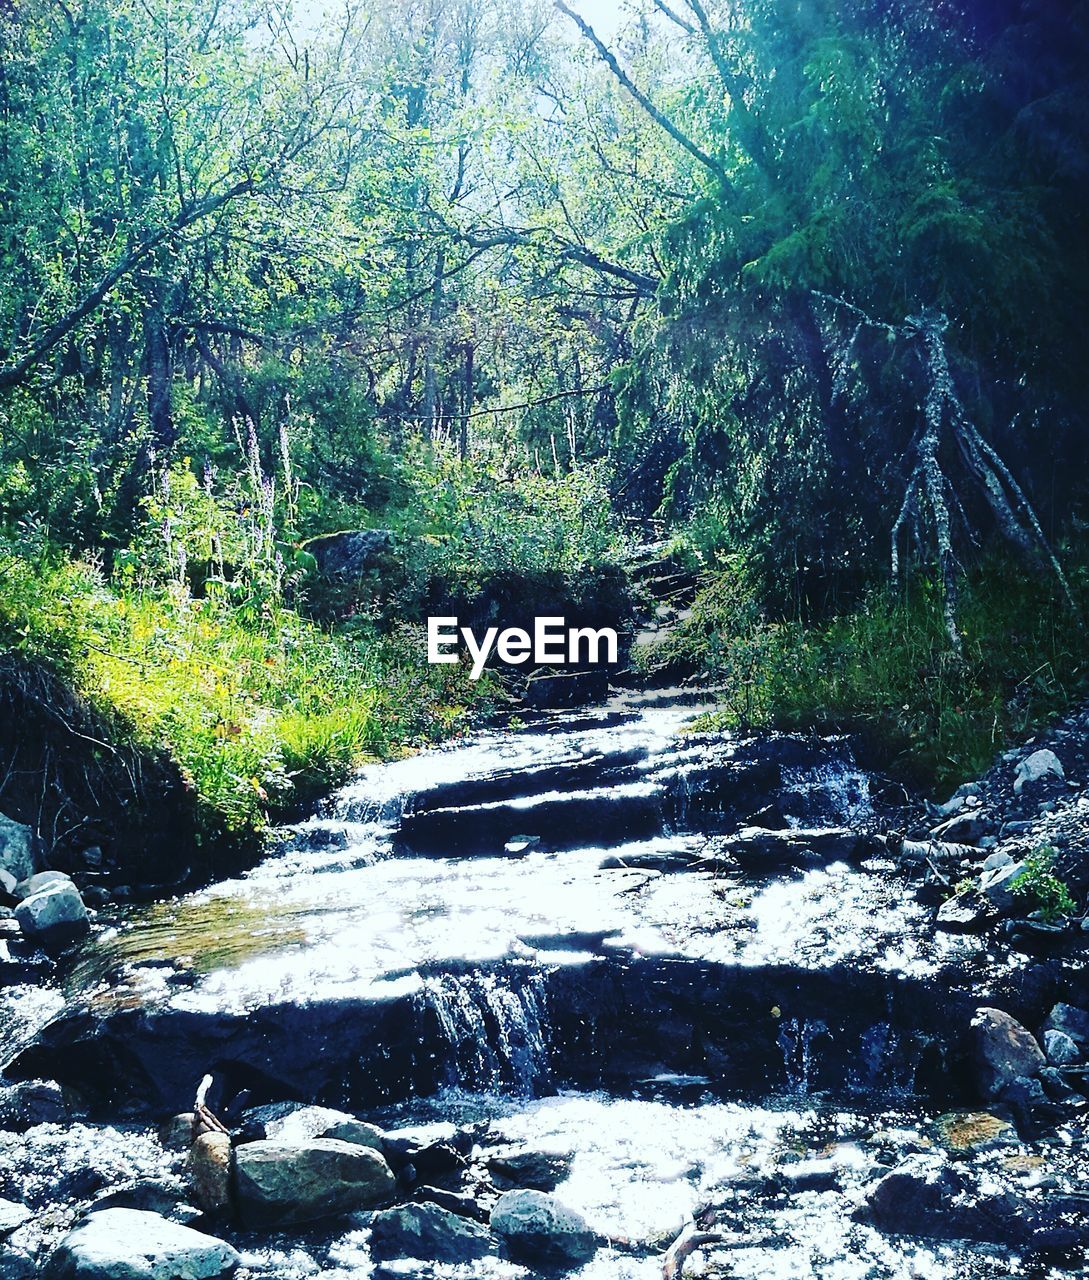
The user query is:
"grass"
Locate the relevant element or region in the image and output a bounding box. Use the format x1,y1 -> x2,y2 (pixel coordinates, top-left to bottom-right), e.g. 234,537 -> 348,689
638,550 -> 1089,790
0,546 -> 496,842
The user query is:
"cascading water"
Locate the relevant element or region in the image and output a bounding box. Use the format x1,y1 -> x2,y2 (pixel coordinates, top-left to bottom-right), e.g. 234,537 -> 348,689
420,970 -> 550,1095
777,1017 -> 830,1094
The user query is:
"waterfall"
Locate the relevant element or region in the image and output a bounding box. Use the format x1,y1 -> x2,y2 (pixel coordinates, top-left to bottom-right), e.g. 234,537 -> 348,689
421,971 -> 550,1095
777,1017 -> 829,1094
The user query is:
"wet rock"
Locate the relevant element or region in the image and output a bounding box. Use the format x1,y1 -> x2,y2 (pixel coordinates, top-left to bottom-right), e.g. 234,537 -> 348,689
524,669 -> 610,710
701,826 -> 872,869
971,1008 -> 1046,1099
382,1135 -> 469,1179
777,1161 -> 842,1193
1038,1066 -> 1082,1103
189,1132 -> 232,1216
159,1115 -> 195,1152
1042,1003 -> 1089,1046
89,1179 -> 195,1221
232,1139 -> 395,1227
13,869 -> 73,900
1013,749 -> 1063,793
0,813 -> 37,883
321,1119 -> 384,1150
411,1186 -> 489,1223
43,1208 -> 239,1280
932,1111 -> 1019,1157
1043,1028 -> 1081,1066
15,879 -> 89,948
979,861 -> 1026,911
239,1102 -> 357,1144
0,1197 -> 31,1236
981,850 -> 1013,874
998,1075 -> 1064,1130
0,867 -> 17,899
487,1148 -> 574,1191
863,1154 -> 965,1234
0,1079 -> 69,1131
503,835 -> 541,856
490,1189 -> 600,1267
369,1202 -> 498,1264
936,894 -> 990,932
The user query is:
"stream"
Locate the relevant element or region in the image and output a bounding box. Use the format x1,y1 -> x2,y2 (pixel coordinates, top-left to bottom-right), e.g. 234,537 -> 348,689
2,688 -> 1087,1278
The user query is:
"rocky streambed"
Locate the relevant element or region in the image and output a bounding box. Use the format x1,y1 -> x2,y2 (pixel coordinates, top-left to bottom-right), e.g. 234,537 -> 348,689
2,687 -> 1088,1278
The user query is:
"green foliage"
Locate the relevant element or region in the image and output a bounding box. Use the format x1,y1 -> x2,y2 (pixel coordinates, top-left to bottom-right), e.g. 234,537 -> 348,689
645,549 -> 1088,788
1010,847 -> 1078,923
0,538 -> 494,842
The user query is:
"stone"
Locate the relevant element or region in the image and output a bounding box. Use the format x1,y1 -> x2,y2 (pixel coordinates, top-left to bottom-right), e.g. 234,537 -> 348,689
369,1203 -> 497,1264
0,813 -> 37,883
15,879 -> 89,948
971,1008 -> 1046,1100
936,895 -> 990,932
981,850 -> 1014,874
979,861 -> 1026,911
303,529 -> 393,580
1013,749 -> 1064,793
232,1138 -> 395,1228
159,1114 -> 195,1152
490,1190 -> 600,1267
382,1135 -> 469,1179
13,869 -> 73,900
320,1119 -> 384,1150
0,868 -> 17,899
189,1133 -> 232,1216
864,1155 -> 965,1235
43,1208 -> 239,1280
0,1197 -> 31,1237
930,812 -> 988,844
1042,1003 -> 1089,1046
411,1186 -> 489,1223
933,1111 -> 1019,1157
1042,1029 -> 1081,1066
0,1079 -> 69,1131
239,1102 -> 355,1144
487,1148 -> 574,1191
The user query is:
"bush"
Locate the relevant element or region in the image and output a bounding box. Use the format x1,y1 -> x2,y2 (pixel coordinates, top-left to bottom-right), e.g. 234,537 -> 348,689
1010,847 -> 1078,922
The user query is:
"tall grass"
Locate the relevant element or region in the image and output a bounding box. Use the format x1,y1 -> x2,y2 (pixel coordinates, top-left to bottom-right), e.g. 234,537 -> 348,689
0,548 -> 494,839
640,552 -> 1088,789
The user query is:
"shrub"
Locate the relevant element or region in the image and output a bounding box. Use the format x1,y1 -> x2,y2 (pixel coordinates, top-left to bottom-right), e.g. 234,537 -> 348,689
1010,847 -> 1078,922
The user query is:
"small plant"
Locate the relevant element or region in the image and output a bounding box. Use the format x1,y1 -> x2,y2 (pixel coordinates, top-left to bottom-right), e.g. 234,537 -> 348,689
1010,846 -> 1078,923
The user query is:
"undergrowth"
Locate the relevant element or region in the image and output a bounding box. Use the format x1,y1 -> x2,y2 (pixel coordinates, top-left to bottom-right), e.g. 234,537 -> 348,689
638,550 -> 1089,790
0,545 -> 496,842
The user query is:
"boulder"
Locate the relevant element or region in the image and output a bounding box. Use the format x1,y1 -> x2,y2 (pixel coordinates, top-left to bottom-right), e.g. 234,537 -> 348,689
971,1008 -> 1046,1100
1042,1003 -> 1089,1047
303,529 -> 393,581
43,1208 -> 239,1280
0,868 -> 17,899
490,1189 -> 599,1267
15,879 -> 89,948
1042,1028 -> 1081,1066
232,1138 -> 395,1228
932,1111 -> 1019,1157
0,813 -> 37,883
1013,749 -> 1064,793
14,869 -> 73,900
320,1119 -> 384,1150
487,1148 -> 574,1191
979,861 -> 1026,911
0,1079 -> 69,1131
239,1101 -> 355,1144
159,1114 -> 196,1152
863,1155 -> 965,1235
411,1186 -> 489,1223
369,1203 -> 497,1264
189,1133 -> 232,1216
0,1197 -> 31,1237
